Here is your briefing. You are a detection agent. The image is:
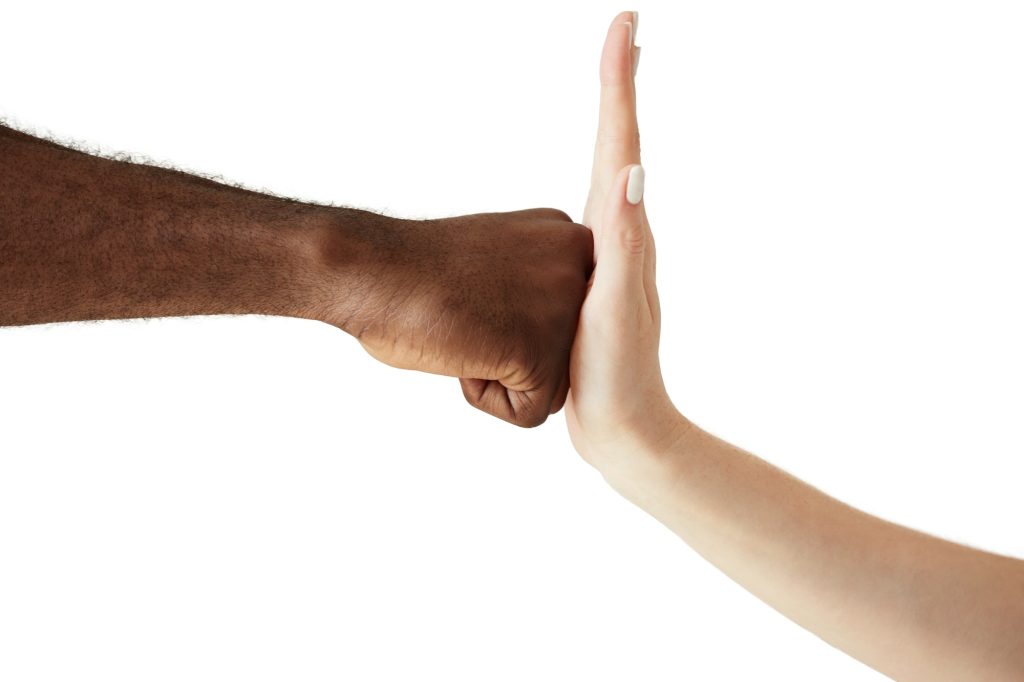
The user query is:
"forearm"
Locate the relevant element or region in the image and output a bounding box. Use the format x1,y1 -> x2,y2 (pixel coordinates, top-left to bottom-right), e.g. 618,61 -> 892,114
1,124 -> 593,426
605,417 -> 1024,681
0,124 -> 387,327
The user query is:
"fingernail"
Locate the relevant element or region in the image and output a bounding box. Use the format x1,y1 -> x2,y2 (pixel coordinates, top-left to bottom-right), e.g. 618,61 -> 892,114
632,11 -> 639,44
625,21 -> 633,49
633,45 -> 642,76
626,165 -> 645,205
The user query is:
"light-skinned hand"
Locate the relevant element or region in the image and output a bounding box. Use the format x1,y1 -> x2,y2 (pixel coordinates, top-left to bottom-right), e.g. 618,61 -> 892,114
566,11 -> 687,478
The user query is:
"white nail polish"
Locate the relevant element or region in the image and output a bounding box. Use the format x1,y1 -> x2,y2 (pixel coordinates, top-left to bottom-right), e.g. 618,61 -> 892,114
626,165 -> 645,205
633,45 -> 642,76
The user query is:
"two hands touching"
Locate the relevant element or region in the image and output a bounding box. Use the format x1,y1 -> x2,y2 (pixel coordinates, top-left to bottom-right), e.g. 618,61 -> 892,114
337,13 -> 658,437
0,14 -> 656,439
347,10 -> 680,491
344,10 -> 674,465
2,11 -> 1023,681
352,10 -> 673,463
335,15 -> 1024,680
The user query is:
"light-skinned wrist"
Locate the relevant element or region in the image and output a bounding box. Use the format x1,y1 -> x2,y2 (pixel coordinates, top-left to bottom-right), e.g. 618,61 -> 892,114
596,408 -> 697,509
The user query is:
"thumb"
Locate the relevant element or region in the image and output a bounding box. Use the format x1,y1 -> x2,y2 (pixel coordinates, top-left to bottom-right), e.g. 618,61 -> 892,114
591,164 -> 646,304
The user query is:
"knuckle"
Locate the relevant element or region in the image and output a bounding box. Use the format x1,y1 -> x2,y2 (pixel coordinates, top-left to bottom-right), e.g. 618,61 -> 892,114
596,126 -> 641,148
544,208 -> 573,223
459,379 -> 486,405
506,372 -> 554,429
620,224 -> 646,255
515,408 -> 548,429
524,207 -> 573,223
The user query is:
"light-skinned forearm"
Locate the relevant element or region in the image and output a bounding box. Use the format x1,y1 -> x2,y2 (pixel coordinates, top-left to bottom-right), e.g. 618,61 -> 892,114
603,416 -> 1024,681
572,10 -> 1023,679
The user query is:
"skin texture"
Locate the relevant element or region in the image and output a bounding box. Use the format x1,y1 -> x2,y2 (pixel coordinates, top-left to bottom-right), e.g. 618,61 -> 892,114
568,12 -> 1024,681
330,210 -> 592,425
0,124 -> 591,427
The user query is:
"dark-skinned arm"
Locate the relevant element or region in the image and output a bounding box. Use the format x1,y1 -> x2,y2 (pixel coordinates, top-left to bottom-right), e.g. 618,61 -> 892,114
0,124 -> 592,426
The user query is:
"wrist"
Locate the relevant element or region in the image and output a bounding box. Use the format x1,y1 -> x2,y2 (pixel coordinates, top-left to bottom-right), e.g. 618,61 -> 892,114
301,208 -> 417,332
596,407 -> 697,508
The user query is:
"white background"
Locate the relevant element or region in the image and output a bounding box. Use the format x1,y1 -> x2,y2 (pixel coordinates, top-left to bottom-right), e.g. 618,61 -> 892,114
2,1 -> 1022,680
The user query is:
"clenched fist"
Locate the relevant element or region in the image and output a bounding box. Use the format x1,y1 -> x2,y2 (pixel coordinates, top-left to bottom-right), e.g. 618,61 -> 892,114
317,208 -> 593,427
